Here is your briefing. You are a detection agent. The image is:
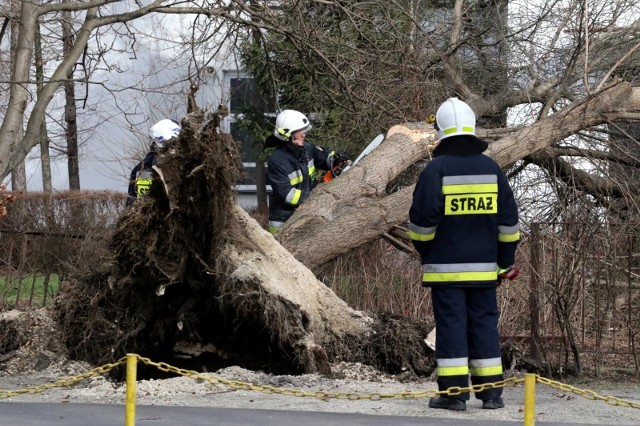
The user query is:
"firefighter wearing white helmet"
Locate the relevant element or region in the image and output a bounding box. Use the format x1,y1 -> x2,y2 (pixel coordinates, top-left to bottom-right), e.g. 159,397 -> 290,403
149,119 -> 182,149
265,109 -> 339,233
435,97 -> 477,140
409,97 -> 520,411
273,109 -> 312,141
126,119 -> 181,206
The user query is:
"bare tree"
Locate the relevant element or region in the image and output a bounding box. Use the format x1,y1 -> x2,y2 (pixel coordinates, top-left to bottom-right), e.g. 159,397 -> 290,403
0,0 -> 636,376
0,0 -> 245,184
1,0 -> 638,296
34,19 -> 52,192
5,0 -> 635,197
7,0 -> 26,190
216,0 -> 640,268
62,8 -> 80,190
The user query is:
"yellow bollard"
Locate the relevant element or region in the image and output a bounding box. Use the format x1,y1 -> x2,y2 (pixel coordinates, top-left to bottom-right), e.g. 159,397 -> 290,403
125,354 -> 137,426
523,373 -> 536,426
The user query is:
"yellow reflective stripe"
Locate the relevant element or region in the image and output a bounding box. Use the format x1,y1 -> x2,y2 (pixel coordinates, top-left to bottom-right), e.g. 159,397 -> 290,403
409,229 -> 435,241
438,365 -> 469,376
136,178 -> 152,196
442,183 -> 498,194
408,222 -> 437,241
285,188 -> 302,205
277,128 -> 291,139
445,194 -> 497,215
268,221 -> 285,234
498,231 -> 520,242
288,170 -> 302,185
290,189 -> 301,205
442,126 -> 474,135
423,270 -> 498,282
470,365 -> 503,376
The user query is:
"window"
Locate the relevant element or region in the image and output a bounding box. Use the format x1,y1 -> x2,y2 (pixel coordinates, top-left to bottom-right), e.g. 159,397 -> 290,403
223,71 -> 274,193
229,77 -> 257,114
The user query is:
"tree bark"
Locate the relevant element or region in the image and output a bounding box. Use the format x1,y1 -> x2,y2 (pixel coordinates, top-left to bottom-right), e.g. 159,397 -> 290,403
35,22 -> 52,192
8,0 -> 27,191
62,9 -> 80,190
58,81 -> 640,378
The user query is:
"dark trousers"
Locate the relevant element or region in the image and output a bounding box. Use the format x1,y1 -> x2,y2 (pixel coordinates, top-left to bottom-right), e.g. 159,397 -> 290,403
432,286 -> 503,400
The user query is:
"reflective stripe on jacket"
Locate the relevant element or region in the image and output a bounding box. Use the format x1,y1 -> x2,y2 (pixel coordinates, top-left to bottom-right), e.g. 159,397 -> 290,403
136,169 -> 154,196
128,151 -> 157,200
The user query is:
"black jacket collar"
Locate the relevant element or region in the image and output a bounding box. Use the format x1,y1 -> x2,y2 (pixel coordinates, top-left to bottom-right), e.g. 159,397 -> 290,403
283,141 -> 307,159
432,135 -> 489,157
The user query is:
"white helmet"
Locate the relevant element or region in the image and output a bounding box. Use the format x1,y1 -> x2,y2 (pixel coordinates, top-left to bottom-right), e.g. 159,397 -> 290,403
274,110 -> 312,141
435,98 -> 476,140
150,119 -> 181,147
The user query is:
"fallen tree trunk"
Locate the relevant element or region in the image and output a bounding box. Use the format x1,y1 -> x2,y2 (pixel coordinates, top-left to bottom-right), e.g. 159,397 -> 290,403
56,109 -> 434,377
279,82 -> 640,274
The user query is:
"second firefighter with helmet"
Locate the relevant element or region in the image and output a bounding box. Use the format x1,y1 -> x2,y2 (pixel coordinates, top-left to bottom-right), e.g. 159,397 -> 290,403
266,110 -> 344,233
127,119 -> 181,205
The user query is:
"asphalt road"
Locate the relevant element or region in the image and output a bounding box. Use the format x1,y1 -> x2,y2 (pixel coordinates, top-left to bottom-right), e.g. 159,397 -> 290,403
0,402 -> 635,426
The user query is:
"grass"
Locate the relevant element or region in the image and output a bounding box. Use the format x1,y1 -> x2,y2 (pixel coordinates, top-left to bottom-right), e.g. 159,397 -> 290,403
0,273 -> 60,306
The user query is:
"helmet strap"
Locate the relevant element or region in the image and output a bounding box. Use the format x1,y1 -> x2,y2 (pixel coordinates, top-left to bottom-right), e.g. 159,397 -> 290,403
277,128 -> 292,140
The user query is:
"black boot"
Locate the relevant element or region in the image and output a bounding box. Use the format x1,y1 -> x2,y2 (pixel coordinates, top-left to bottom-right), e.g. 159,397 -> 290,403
482,397 -> 505,409
429,396 -> 467,411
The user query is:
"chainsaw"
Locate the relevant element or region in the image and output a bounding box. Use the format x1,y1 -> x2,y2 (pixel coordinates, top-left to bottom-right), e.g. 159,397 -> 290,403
321,133 -> 385,183
322,153 -> 352,183
341,134 -> 384,173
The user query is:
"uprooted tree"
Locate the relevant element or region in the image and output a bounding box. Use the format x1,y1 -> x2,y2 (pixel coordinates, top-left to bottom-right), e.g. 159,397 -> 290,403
56,108 -> 434,376
2,0 -> 637,377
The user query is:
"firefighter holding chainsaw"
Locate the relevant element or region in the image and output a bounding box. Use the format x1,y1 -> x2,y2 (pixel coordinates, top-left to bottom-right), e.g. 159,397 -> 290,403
409,98 -> 520,412
265,109 -> 346,234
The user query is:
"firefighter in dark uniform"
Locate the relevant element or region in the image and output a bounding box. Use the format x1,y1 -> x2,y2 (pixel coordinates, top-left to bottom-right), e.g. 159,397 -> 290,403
409,98 -> 520,411
127,119 -> 181,206
266,109 -> 339,233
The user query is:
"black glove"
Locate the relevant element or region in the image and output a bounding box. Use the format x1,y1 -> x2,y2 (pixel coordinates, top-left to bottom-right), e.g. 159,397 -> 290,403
333,150 -> 350,163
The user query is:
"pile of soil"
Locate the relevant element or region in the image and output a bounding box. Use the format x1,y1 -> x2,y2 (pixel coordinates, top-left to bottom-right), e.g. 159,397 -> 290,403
0,307 -> 91,377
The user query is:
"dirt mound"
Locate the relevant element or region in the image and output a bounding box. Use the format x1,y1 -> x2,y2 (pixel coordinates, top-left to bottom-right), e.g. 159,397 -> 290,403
0,307 -> 91,377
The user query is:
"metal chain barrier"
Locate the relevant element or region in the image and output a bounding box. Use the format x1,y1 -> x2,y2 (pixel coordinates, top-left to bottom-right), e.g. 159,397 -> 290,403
0,357 -> 127,399
1,354 -> 638,411
535,375 -> 640,409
